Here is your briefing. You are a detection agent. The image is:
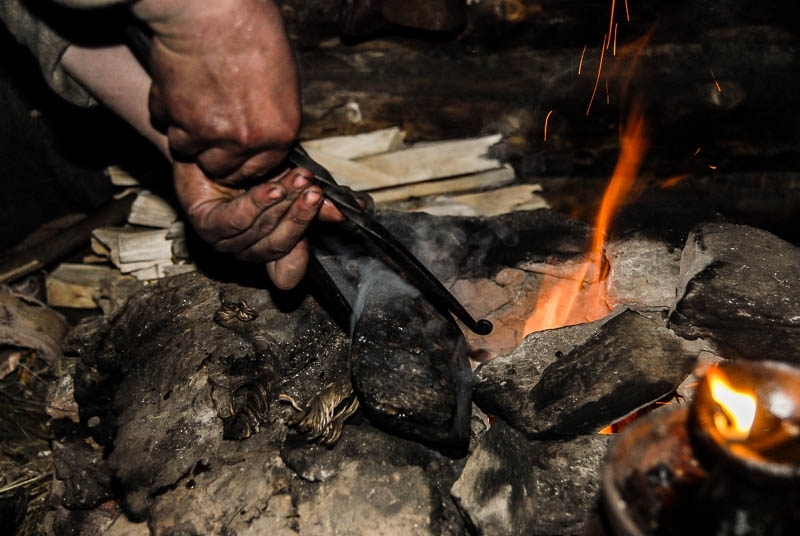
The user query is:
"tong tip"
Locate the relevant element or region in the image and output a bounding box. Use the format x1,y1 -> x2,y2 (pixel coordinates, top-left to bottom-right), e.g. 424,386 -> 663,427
473,319 -> 494,336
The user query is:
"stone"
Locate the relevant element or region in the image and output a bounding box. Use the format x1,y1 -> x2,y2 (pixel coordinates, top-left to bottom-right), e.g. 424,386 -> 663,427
669,222 -> 800,364
605,236 -> 682,311
474,309 -> 701,437
451,420 -> 611,535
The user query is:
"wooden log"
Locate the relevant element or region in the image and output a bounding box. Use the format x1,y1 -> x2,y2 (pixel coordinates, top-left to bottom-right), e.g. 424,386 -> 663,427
0,194 -> 135,285
306,133 -> 504,191
370,165 -> 517,204
127,191 -> 178,229
405,183 -> 548,217
92,226 -> 173,273
45,263 -> 134,309
117,229 -> 173,264
301,126 -> 406,159
301,147 -> 401,191
304,133 -> 504,191
356,134 -> 503,184
105,165 -> 140,187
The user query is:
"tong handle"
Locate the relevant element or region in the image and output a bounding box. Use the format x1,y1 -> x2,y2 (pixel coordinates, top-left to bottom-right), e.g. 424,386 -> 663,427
289,144 -> 493,336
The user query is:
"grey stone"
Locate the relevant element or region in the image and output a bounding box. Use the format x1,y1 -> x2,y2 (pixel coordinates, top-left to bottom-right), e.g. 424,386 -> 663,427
669,222 -> 800,363
475,309 -> 701,437
451,420 -> 611,536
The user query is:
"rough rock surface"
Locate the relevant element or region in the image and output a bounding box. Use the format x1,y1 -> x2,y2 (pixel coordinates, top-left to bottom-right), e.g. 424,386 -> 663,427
53,271 -> 472,535
474,309 -> 702,437
451,420 -> 611,535
669,222 -> 800,364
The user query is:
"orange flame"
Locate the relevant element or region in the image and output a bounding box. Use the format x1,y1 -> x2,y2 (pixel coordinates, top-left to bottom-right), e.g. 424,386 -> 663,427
707,365 -> 757,441
524,107 -> 649,335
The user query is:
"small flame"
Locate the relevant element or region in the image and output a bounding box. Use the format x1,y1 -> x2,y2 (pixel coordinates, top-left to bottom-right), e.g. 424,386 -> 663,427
707,366 -> 757,441
524,107 -> 648,334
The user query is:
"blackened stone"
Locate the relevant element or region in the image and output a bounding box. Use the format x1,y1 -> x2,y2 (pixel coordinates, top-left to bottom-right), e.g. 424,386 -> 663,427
473,313 -> 613,431
669,222 -> 800,364
282,422 -> 467,535
475,309 -> 701,437
451,420 -> 611,535
349,261 -> 473,455
52,434 -> 111,509
65,272 -> 351,522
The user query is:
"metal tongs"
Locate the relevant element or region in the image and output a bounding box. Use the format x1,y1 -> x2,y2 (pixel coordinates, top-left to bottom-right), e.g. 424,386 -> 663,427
288,144 -> 492,336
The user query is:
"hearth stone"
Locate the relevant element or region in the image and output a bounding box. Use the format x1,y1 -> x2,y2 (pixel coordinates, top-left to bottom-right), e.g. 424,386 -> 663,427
49,207 -> 592,535
281,423 -> 468,534
348,259 -> 473,455
474,308 -> 702,437
669,222 -> 800,364
451,419 -> 611,535
605,237 -> 682,311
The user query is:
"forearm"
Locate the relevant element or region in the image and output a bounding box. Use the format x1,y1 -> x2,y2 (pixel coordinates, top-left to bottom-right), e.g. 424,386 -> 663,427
60,43 -> 170,157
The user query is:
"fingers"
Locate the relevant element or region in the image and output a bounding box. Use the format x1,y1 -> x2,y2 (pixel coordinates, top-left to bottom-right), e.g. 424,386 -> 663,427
166,124 -> 295,184
266,240 -> 311,291
174,162 -> 324,262
223,184 -> 323,262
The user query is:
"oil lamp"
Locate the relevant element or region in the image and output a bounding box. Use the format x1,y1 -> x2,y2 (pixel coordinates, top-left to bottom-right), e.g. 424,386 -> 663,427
689,360 -> 800,535
601,360 -> 800,535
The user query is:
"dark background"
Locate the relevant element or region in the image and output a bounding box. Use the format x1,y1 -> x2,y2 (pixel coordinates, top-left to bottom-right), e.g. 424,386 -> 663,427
1,0 -> 798,251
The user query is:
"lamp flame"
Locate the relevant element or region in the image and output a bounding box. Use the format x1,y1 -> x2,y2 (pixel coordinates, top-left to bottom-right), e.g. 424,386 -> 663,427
707,366 -> 757,441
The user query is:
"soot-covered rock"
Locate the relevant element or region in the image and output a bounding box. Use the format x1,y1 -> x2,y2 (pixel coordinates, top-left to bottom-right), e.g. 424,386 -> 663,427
473,313 -> 613,430
281,422 -> 468,534
375,209 -> 592,281
49,208 -> 598,534
451,419 -> 611,535
349,261 -> 473,455
669,222 -> 800,364
474,309 -> 701,437
63,272 -> 351,524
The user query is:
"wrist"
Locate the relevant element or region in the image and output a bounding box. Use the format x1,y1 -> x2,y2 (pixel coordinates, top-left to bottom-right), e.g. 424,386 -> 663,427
129,0 -> 287,52
130,0 -> 244,26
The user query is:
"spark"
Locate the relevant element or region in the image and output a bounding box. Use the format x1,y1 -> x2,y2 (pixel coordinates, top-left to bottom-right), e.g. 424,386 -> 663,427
578,44 -> 587,74
586,35 -> 608,115
661,173 -> 690,189
624,0 -> 630,21
607,0 -> 616,49
693,147 -> 702,157
710,67 -> 723,93
543,110 -> 554,141
708,164 -> 718,170
613,23 -> 618,55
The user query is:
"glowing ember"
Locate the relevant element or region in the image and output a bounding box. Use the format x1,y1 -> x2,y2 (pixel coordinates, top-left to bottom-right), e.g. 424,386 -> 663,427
707,366 -> 757,441
524,109 -> 648,334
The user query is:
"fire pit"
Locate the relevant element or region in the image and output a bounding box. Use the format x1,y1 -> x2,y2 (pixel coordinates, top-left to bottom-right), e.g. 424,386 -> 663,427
34,200 -> 798,535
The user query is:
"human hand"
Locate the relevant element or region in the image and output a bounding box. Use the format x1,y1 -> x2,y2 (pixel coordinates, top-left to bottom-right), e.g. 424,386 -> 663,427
131,0 -> 302,184
126,0 -> 343,288
174,164 -> 345,290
